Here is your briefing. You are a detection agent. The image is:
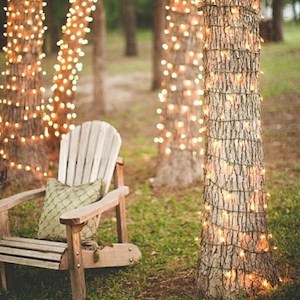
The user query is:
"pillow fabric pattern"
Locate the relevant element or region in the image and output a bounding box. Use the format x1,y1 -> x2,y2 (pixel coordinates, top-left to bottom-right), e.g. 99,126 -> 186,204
37,178 -> 105,241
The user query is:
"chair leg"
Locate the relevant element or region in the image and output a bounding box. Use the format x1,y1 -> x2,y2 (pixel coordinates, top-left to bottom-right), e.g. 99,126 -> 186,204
66,225 -> 86,300
0,262 -> 7,292
116,195 -> 128,243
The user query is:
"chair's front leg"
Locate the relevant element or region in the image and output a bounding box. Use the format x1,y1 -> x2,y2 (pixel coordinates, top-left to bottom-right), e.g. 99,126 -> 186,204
66,224 -> 86,300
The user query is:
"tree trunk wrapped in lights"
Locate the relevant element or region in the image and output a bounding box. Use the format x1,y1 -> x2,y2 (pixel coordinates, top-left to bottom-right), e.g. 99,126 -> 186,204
154,0 -> 204,187
196,1 -> 278,298
46,0 -> 97,155
0,0 -> 48,182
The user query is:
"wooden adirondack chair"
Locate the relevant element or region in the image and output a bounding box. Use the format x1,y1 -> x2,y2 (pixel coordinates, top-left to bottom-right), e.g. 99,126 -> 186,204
0,120 -> 141,300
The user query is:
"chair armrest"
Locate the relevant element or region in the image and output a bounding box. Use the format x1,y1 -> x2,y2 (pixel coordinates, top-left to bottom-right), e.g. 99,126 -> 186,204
0,187 -> 46,212
60,186 -> 129,226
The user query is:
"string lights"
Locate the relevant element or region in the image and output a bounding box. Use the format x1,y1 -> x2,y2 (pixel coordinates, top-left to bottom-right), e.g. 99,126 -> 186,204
46,0 -> 97,141
196,1 -> 279,298
0,0 -> 48,178
154,0 -> 204,186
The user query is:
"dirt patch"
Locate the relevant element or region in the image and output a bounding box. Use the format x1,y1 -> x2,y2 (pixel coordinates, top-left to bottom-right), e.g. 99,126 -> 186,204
137,269 -> 197,299
75,71 -> 152,113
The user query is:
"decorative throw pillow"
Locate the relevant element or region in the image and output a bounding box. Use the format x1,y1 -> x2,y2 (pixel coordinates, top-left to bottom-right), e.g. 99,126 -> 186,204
37,178 -> 105,242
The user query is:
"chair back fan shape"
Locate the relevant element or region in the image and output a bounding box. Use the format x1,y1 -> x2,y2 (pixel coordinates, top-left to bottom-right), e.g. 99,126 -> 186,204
58,120 -> 121,192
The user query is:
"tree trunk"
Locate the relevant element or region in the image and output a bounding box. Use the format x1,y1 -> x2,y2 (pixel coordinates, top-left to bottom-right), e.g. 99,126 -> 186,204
45,0 -> 59,53
151,0 -> 166,90
154,1 -> 204,187
0,0 -> 48,185
121,0 -> 138,56
46,0 -> 96,159
0,0 -> 7,49
92,0 -> 106,115
196,1 -> 278,299
272,0 -> 284,41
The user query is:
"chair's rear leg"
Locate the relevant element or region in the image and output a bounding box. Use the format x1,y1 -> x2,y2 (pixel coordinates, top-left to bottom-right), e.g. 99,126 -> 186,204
116,196 -> 128,243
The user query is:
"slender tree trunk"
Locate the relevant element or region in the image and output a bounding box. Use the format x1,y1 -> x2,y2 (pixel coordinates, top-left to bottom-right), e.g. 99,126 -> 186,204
272,0 -> 284,41
45,0 -> 59,53
291,0 -> 299,22
197,1 -> 278,299
0,0 -> 48,185
151,0 -> 166,90
92,0 -> 106,115
47,0 -> 96,159
154,1 -> 204,187
0,0 -> 7,49
121,0 -> 138,56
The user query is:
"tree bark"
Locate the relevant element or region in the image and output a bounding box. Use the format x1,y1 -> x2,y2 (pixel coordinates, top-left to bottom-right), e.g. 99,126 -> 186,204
93,0 -> 106,115
0,0 -> 48,185
151,0 -> 166,90
272,0 -> 284,41
154,1 -> 204,187
196,1 -> 278,298
121,0 -> 138,56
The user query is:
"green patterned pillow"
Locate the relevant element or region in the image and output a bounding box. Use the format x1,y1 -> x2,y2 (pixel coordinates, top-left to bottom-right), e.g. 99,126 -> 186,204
37,178 -> 105,242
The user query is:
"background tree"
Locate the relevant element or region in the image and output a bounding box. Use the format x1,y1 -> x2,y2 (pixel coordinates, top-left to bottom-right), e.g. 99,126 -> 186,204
44,0 -> 59,53
93,0 -> 106,115
152,0 -> 167,90
0,0 -> 48,184
0,0 -> 7,49
197,1 -> 279,298
272,0 -> 284,41
154,0 -> 204,187
121,0 -> 138,56
43,0 -> 69,54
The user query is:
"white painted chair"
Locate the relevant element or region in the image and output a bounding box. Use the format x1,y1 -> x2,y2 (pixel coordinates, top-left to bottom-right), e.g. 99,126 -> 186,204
0,120 -> 141,300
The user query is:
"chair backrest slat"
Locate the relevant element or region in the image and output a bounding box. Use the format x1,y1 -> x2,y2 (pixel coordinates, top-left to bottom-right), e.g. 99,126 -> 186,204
100,133 -> 121,193
58,133 -> 70,184
89,122 -> 109,184
65,126 -> 81,186
74,122 -> 92,185
58,121 -> 121,191
81,122 -> 102,184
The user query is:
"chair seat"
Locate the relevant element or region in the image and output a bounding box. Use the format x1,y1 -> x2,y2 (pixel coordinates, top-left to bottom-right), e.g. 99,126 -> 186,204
0,236 -> 142,271
0,237 -> 68,270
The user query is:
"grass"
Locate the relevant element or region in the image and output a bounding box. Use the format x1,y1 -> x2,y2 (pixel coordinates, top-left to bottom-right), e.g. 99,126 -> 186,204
0,24 -> 300,299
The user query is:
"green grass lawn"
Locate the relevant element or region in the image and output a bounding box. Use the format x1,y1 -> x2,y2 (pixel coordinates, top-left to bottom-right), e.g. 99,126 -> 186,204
0,24 -> 299,299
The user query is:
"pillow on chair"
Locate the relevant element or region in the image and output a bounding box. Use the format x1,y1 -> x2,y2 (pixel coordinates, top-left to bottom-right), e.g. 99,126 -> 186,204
37,178 -> 105,242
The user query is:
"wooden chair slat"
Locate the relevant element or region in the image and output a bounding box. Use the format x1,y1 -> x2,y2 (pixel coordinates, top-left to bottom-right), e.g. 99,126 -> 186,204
66,126 -> 81,186
81,122 -> 101,184
58,133 -> 70,184
0,246 -> 62,261
0,254 -> 60,270
89,122 -> 108,183
74,122 -> 92,185
102,133 -> 122,193
97,127 -> 121,192
5,236 -> 67,248
0,239 -> 66,253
